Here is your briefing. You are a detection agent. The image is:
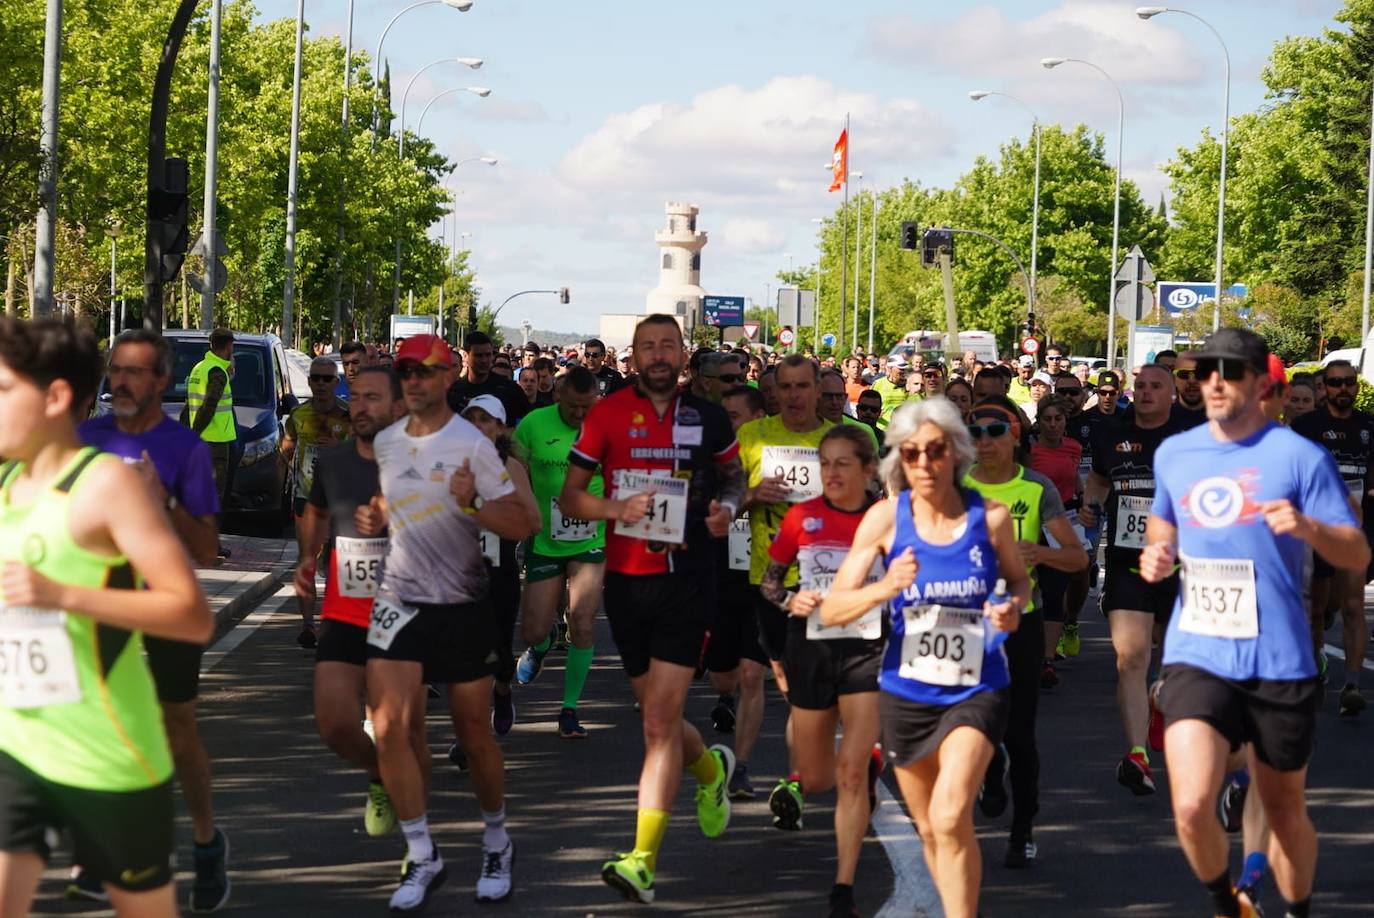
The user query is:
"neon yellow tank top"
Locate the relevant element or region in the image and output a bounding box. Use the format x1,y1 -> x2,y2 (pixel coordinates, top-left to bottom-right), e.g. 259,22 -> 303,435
0,449 -> 173,791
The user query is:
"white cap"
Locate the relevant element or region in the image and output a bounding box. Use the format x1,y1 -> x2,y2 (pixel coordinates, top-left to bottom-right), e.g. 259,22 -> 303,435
1018,354 -> 1036,367
1031,371 -> 1055,387
462,394 -> 507,425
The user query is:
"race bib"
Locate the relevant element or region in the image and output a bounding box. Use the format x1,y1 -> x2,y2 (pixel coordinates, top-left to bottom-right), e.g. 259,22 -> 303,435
1178,555 -> 1258,639
613,471 -> 688,543
0,606 -> 82,709
728,515 -> 751,571
797,544 -> 883,640
1114,495 -> 1151,550
550,497 -> 598,542
366,594 -> 419,650
335,536 -> 386,598
761,445 -> 822,502
479,530 -> 500,567
897,604 -> 985,687
1345,478 -> 1365,499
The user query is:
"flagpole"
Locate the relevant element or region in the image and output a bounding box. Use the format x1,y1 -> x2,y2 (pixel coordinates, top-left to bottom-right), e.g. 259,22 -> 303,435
839,113 -> 849,355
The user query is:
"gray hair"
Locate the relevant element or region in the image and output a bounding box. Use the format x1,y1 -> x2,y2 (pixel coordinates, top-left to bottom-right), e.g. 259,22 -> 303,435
879,397 -> 976,495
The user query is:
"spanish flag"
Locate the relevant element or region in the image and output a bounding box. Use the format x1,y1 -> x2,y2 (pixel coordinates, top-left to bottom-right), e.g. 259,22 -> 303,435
828,128 -> 848,193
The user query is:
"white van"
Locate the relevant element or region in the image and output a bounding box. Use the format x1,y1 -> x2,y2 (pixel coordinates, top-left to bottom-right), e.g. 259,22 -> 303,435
888,330 -> 998,364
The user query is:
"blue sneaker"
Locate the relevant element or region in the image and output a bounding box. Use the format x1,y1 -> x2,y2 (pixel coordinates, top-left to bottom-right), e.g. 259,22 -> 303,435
515,645 -> 548,685
558,707 -> 588,738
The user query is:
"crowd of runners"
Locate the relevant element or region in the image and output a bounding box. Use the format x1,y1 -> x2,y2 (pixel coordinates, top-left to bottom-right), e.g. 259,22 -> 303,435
0,313 -> 1367,918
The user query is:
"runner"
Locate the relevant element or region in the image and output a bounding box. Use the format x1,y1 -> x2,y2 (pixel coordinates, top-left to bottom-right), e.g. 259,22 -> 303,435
1078,364 -> 1184,793
360,335 -> 536,911
1141,327 -> 1369,918
295,366 -> 404,842
0,317 -> 213,918
964,396 -> 1087,867
583,337 -> 625,397
869,358 -> 908,429
738,355 -> 835,831
447,331 -> 530,430
1057,371 -> 1094,660
760,426 -> 884,918
1290,358 -> 1371,716
1171,353 -> 1208,429
560,314 -> 742,904
336,340 -> 376,401
282,355 -> 352,649
821,398 -> 1028,918
510,367 -> 605,738
1026,395 -> 1082,689
75,329 -> 230,911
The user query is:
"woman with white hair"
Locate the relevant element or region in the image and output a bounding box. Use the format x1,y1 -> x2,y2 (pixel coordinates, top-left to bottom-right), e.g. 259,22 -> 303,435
819,399 -> 1029,918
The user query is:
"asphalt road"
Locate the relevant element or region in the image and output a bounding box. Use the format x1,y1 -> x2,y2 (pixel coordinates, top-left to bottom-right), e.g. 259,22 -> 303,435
28,577 -> 1374,917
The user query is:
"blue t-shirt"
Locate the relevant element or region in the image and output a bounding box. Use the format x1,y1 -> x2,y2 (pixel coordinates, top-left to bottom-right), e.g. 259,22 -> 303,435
1153,422 -> 1355,681
80,414 -> 221,518
880,488 -> 1009,705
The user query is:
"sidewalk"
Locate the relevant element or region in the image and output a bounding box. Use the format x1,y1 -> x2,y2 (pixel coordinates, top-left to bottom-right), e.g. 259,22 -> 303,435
199,533 -> 298,634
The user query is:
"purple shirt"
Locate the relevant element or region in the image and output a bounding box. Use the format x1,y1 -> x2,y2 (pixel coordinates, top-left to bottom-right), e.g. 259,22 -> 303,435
80,414 -> 221,517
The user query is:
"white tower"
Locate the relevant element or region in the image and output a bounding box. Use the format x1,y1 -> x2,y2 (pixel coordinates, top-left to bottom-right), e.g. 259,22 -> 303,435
646,202 -> 707,326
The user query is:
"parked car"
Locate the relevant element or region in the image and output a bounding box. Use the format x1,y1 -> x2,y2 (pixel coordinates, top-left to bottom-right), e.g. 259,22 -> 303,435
97,330 -> 298,527
888,330 -> 999,364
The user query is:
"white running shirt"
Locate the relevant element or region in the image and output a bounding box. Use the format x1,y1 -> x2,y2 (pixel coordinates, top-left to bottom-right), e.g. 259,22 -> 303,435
374,413 -> 515,605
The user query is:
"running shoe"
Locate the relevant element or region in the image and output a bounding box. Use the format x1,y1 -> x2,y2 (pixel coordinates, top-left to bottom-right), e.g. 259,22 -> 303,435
390,850 -> 447,914
366,781 -> 397,837
1004,831 -> 1036,868
296,624 -> 317,649
1116,751 -> 1155,796
1237,884 -> 1265,918
979,744 -> 1010,818
1218,775 -> 1247,833
710,692 -> 737,733
601,850 -> 655,904
1148,694 -> 1165,753
728,762 -> 755,800
867,744 -> 885,816
558,706 -> 588,738
65,866 -> 108,902
696,744 -> 735,837
828,884 -> 860,918
515,644 -> 549,685
1041,660 -> 1059,689
1339,683 -> 1367,717
1062,622 -> 1081,657
189,828 -> 231,913
491,685 -> 516,735
448,742 -> 469,773
475,840 -> 514,903
769,777 -> 805,831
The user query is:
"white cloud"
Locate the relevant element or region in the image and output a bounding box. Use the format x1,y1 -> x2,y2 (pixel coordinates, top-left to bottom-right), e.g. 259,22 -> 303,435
719,218 -> 785,254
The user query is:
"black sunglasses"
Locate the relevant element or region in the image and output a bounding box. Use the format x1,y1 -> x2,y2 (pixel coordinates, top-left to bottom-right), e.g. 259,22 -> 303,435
1325,376 -> 1359,388
1174,369 -> 1197,381
308,374 -> 336,383
718,373 -> 743,384
899,441 -> 950,464
967,422 -> 1011,440
396,363 -> 440,380
1194,358 -> 1252,382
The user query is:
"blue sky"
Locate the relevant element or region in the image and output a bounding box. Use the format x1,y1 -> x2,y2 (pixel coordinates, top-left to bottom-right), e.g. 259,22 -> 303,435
253,0 -> 1345,334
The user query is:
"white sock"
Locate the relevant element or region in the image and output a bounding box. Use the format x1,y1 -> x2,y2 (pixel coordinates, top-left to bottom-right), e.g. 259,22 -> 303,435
400,814 -> 434,864
481,806 -> 509,850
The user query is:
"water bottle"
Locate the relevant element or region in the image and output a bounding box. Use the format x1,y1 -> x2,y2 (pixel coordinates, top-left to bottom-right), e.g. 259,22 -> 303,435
989,578 -> 1011,606
986,578 -> 1013,651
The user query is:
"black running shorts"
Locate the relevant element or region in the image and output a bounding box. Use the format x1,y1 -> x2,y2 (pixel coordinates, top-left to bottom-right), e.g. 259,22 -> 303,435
604,570 -> 713,678
754,593 -> 790,662
781,620 -> 881,711
366,600 -> 501,684
879,689 -> 1010,768
316,618 -> 368,667
705,573 -> 768,672
143,635 -> 205,704
1102,563 -> 1179,625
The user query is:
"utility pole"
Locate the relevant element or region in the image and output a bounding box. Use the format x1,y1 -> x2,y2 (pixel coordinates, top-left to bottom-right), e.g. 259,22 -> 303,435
198,0 -> 222,331
32,0 -> 63,317
331,0 -> 355,349
282,0 -> 305,347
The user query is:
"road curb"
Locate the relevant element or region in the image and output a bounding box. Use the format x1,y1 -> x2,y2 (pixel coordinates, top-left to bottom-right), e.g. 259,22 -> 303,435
213,564 -> 295,632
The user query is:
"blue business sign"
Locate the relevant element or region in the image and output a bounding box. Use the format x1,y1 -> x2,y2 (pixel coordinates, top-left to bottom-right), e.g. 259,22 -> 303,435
822,333 -> 837,348
1157,281 -> 1250,314
702,295 -> 745,327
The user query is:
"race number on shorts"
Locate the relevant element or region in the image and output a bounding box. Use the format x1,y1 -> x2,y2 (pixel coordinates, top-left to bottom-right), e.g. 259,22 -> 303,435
550,497 -> 598,542
797,543 -> 882,641
897,604 -> 985,687
613,471 -> 688,543
1114,494 -> 1151,550
1178,555 -> 1258,639
366,594 -> 419,651
0,606 -> 82,709
335,536 -> 387,598
761,445 -> 823,502
479,530 -> 500,567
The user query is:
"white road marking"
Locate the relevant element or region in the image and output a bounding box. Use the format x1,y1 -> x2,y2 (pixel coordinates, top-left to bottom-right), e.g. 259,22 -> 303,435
1323,643 -> 1374,673
202,585 -> 293,673
872,779 -> 943,918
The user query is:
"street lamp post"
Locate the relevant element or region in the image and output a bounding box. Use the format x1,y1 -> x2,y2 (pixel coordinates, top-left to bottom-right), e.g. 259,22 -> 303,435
868,193 -> 877,355
32,0 -> 63,317
108,222 -> 121,346
811,216 -> 825,355
1137,7 -> 1229,331
330,0 -> 355,348
851,170 -> 864,354
969,90 -> 1041,298
1043,56 -> 1124,368
282,0 -> 305,348
371,0 -> 474,139
199,0 -> 223,332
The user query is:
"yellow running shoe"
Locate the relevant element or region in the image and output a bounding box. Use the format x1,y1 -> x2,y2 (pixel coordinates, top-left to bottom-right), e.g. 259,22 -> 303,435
695,744 -> 735,838
602,850 -> 655,904
365,781 -> 396,837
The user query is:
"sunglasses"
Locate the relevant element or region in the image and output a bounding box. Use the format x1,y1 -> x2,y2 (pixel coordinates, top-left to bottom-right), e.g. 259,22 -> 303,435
718,373 -> 743,384
922,369 -> 944,378
309,374 -> 337,383
1325,376 -> 1359,388
1174,369 -> 1197,381
1057,387 -> 1083,396
396,363 -> 440,380
899,440 -> 950,464
585,352 -> 604,359
1193,358 -> 1252,382
1046,355 -> 1067,362
1097,388 -> 1119,398
966,421 -> 1011,440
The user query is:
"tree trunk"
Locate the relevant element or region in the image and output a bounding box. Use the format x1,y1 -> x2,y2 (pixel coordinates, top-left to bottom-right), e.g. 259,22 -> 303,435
4,255 -> 15,317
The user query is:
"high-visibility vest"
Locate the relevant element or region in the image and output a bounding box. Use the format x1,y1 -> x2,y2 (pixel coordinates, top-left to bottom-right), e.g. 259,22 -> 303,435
187,351 -> 236,443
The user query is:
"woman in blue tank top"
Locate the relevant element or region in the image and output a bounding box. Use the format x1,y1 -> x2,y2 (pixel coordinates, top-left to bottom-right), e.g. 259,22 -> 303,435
820,398 -> 1029,918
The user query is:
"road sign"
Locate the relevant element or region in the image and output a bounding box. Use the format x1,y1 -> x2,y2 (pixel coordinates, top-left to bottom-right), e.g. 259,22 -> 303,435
702,295 -> 745,327
1133,325 -> 1175,366
188,256 -> 227,296
1113,244 -> 1155,283
742,322 -> 760,340
822,333 -> 836,348
777,327 -> 795,346
190,231 -> 228,258
1114,283 -> 1152,321
1157,281 -> 1251,313
1021,336 -> 1040,355
1114,245 -> 1155,321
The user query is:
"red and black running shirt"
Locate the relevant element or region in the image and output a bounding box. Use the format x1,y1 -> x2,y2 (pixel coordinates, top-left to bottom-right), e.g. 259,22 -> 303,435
570,385 -> 739,576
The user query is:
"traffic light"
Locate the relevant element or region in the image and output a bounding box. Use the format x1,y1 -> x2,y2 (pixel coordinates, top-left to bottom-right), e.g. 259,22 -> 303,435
1023,312 -> 1037,337
899,221 -> 919,251
921,227 -> 955,269
468,305 -> 478,329
559,287 -> 570,304
153,157 -> 189,284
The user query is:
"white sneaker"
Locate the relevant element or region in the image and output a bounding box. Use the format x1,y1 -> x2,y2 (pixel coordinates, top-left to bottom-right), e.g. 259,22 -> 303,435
390,851 -> 446,913
475,840 -> 514,903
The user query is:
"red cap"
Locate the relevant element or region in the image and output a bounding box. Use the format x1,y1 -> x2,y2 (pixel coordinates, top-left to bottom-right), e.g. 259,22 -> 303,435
1267,353 -> 1286,386
394,335 -> 454,368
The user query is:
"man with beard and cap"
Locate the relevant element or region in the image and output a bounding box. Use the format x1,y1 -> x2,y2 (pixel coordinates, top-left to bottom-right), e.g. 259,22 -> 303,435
1169,353 -> 1208,430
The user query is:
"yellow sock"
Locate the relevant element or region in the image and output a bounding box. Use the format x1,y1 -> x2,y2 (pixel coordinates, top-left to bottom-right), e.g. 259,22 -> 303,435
686,747 -> 721,786
634,808 -> 669,872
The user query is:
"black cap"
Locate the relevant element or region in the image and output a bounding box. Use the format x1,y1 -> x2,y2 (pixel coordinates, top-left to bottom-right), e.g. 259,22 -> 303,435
1194,327 -> 1268,372
1097,370 -> 1121,390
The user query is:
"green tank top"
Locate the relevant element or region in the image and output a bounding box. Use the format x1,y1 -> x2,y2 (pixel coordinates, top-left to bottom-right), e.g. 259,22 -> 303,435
512,404 -> 606,557
0,448 -> 173,791
963,465 -> 1047,614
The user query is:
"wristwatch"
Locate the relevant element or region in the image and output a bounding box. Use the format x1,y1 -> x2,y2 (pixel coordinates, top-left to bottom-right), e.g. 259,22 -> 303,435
463,495 -> 484,516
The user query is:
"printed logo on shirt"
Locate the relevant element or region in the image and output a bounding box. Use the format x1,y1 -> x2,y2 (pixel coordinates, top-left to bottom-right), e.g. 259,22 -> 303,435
22,534 -> 45,566
803,516 -> 824,532
969,544 -> 984,569
1114,440 -> 1142,453
1184,475 -> 1253,529
399,467 -> 424,481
